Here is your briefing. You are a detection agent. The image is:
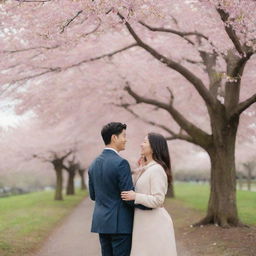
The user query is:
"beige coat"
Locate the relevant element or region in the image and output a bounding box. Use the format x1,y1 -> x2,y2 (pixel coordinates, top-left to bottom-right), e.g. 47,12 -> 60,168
131,161 -> 177,256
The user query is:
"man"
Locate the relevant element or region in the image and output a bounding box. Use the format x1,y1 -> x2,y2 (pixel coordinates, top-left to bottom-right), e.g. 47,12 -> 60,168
88,122 -> 149,256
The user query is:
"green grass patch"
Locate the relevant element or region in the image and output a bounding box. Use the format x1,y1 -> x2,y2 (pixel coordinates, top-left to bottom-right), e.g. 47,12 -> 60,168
0,189 -> 87,256
237,190 -> 256,225
174,182 -> 256,225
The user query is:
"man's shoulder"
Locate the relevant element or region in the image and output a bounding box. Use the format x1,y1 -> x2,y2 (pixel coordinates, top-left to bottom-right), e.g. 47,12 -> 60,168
89,151 -> 127,165
103,152 -> 130,171
109,154 -> 128,167
103,149 -> 125,161
88,152 -> 104,169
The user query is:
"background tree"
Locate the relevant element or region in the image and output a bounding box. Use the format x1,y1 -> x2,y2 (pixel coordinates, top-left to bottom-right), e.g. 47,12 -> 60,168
77,163 -> 87,191
34,150 -> 72,200
111,1 -> 256,227
63,156 -> 79,195
243,160 -> 256,191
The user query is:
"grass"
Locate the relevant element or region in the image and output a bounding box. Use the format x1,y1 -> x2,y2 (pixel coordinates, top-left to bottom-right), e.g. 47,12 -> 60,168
0,189 -> 87,256
174,182 -> 256,225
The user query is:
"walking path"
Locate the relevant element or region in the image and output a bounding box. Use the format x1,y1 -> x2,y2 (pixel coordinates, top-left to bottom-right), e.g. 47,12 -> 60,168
33,198 -> 190,256
33,199 -> 100,256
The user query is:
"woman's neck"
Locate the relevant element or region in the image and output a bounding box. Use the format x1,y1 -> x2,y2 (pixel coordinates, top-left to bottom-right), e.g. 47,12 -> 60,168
145,155 -> 153,164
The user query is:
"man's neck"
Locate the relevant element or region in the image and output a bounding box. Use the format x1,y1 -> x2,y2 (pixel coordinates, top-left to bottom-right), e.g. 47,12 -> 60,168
105,145 -> 119,153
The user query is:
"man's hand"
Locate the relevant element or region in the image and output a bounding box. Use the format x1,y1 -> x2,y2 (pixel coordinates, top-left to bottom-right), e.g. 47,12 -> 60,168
121,190 -> 136,201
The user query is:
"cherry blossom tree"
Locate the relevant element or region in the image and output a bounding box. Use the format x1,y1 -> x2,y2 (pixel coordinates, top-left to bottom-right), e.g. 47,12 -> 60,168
118,3 -> 256,227
77,163 -> 87,190
33,150 -> 73,200
63,156 -> 79,195
0,0 -> 256,227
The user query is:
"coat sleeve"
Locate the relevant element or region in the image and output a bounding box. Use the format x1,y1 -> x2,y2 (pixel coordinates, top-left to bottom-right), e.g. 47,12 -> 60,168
134,165 -> 168,208
117,159 -> 134,192
88,167 -> 95,201
118,159 -> 152,210
117,159 -> 135,207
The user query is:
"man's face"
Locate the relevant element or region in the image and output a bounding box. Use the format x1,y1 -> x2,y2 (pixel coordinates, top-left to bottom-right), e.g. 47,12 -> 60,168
114,129 -> 127,152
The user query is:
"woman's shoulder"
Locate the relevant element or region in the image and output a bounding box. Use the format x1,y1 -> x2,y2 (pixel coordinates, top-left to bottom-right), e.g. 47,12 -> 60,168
148,162 -> 166,176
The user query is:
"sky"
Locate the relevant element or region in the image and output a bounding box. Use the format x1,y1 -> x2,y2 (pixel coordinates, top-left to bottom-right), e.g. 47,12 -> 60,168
0,99 -> 33,131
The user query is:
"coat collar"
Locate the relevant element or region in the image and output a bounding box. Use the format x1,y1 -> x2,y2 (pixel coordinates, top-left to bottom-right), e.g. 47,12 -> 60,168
103,148 -> 119,155
134,161 -> 157,185
144,160 -> 157,169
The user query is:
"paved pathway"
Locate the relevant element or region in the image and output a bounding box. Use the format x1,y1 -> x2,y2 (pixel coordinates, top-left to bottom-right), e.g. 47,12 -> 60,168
33,199 -> 100,256
33,198 -> 190,256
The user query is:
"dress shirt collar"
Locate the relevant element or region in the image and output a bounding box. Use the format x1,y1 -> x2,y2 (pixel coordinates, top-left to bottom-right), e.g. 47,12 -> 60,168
104,147 -> 119,155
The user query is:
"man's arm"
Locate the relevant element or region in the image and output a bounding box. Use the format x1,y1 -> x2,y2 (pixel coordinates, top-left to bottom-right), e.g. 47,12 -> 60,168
118,159 -> 134,207
88,167 -> 95,201
118,159 -> 152,210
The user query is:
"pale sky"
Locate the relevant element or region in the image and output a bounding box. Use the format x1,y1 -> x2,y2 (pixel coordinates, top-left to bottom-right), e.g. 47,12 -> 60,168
0,99 -> 34,131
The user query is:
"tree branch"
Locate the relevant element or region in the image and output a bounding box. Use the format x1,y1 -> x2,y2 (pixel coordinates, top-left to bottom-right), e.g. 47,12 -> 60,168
184,58 -> 203,65
216,8 -> 244,56
139,21 -> 208,40
64,43 -> 138,69
0,43 -> 138,96
229,93 -> 256,119
2,45 -> 59,54
82,18 -> 101,37
124,85 -> 169,110
118,13 -> 216,108
10,67 -> 60,85
62,164 -> 69,171
16,0 -> 51,2
125,84 -> 212,148
33,154 -> 49,162
0,68 -> 62,97
166,87 -> 174,105
116,102 -> 195,143
60,150 -> 73,161
60,10 -> 83,34
139,21 -> 218,53
139,21 -> 210,46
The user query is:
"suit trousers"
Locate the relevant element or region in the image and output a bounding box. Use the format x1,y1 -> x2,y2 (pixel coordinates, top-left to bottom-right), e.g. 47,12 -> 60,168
99,233 -> 132,256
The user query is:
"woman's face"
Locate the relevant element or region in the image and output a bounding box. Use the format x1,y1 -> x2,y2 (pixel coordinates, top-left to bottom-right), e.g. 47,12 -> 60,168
140,136 -> 152,157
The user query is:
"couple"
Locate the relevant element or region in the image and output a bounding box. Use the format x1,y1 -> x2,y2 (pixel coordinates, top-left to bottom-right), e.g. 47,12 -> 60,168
88,122 -> 177,256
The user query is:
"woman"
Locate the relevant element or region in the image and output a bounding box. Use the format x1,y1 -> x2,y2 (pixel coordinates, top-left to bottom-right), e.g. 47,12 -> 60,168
121,132 -> 177,256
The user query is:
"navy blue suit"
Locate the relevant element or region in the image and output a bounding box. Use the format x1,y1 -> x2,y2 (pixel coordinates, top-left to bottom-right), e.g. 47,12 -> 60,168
88,149 -> 134,256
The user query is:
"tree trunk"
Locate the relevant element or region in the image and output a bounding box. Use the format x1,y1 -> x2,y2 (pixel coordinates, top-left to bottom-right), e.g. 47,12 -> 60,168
54,168 -> 63,200
78,169 -> 87,190
194,116 -> 243,227
246,166 -> 252,191
237,171 -> 243,191
66,171 -> 75,195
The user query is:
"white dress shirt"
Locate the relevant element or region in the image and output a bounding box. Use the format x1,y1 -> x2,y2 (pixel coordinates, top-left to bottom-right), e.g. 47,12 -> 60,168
104,147 -> 119,155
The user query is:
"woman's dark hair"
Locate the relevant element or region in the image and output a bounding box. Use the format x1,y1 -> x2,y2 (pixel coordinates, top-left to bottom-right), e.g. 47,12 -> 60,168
148,132 -> 172,186
101,122 -> 127,145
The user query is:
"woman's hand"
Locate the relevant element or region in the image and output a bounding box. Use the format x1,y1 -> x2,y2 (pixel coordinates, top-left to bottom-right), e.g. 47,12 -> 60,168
138,155 -> 147,167
121,190 -> 136,201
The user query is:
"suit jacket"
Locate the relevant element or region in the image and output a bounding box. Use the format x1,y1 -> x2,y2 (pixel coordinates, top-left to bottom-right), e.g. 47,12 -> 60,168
88,149 -> 135,234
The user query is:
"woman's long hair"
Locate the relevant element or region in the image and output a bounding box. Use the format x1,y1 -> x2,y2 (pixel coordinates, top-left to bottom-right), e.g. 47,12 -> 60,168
148,132 -> 172,187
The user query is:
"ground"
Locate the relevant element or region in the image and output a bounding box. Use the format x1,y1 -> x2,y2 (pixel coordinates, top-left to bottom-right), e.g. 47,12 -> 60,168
166,199 -> 256,256
31,197 -> 256,256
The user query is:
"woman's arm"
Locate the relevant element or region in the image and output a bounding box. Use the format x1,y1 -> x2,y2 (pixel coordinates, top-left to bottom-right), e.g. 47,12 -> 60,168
121,165 -> 168,208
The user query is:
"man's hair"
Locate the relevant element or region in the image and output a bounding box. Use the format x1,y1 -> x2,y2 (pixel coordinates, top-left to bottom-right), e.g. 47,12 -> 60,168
101,122 -> 127,145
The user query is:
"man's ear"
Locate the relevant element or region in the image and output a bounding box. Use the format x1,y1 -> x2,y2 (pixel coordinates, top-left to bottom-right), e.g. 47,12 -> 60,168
111,134 -> 117,144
